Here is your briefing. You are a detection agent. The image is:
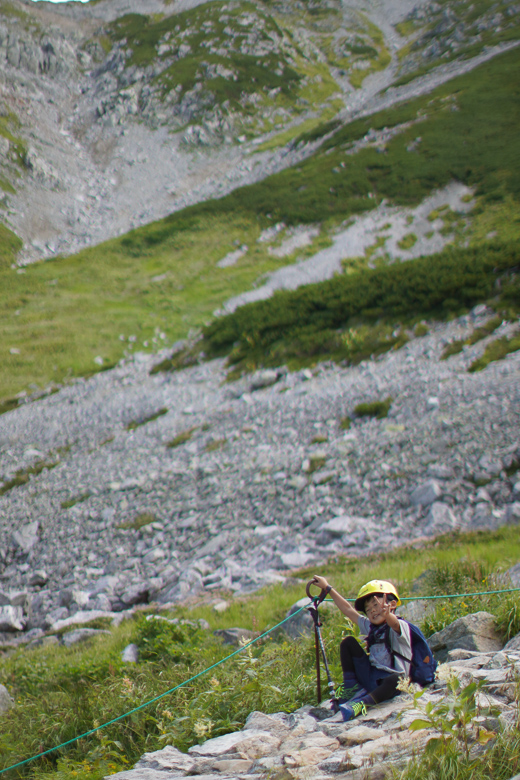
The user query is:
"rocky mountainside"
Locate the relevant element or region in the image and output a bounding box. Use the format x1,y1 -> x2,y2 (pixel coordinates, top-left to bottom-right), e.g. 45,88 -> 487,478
1,0 -> 519,262
0,303 -> 518,641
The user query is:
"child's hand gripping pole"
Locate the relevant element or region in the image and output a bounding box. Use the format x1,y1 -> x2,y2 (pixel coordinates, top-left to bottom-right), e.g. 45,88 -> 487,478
306,581 -> 339,712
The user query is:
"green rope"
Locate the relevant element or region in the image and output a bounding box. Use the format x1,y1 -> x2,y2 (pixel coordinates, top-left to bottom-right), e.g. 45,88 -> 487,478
337,587 -> 520,603
0,605 -> 308,776
3,585 -> 520,776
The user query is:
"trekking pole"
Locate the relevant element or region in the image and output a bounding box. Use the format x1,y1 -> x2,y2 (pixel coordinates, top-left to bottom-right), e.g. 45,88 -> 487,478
306,581 -> 339,713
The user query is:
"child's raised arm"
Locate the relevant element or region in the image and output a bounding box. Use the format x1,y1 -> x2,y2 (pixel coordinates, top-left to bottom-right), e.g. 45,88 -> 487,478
311,575 -> 361,626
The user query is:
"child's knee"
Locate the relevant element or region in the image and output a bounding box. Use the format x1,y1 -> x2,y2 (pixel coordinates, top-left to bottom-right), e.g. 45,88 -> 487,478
340,636 -> 361,653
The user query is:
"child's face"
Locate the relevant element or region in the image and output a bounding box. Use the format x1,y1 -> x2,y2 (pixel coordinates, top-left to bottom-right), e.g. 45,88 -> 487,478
364,594 -> 396,624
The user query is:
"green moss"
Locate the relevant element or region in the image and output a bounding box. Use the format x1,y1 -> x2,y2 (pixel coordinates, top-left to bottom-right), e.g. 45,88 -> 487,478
354,397 -> 392,419
340,416 -> 352,430
397,232 -> 417,250
166,427 -> 197,448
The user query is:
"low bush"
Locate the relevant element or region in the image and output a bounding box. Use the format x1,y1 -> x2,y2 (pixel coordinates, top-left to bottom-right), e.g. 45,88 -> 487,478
174,243 -> 520,374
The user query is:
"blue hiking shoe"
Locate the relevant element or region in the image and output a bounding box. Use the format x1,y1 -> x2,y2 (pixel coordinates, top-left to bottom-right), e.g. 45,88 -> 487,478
339,701 -> 367,722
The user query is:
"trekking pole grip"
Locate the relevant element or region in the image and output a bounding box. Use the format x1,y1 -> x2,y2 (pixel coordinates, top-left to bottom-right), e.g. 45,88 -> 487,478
306,580 -> 326,604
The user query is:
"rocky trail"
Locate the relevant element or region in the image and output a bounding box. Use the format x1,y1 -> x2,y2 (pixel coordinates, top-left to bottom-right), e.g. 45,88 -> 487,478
107,635 -> 520,780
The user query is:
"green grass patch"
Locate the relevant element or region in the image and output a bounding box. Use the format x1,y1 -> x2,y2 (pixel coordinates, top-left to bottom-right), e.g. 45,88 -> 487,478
204,438 -> 227,453
60,493 -> 91,510
0,220 -> 23,270
353,397 -> 393,419
166,426 -> 197,448
125,407 -> 168,431
0,458 -> 58,497
468,328 -> 520,372
253,99 -> 344,153
441,315 -> 503,359
397,232 -> 417,250
117,512 -> 157,530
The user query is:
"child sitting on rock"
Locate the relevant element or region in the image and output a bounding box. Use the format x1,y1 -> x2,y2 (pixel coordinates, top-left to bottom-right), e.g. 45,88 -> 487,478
311,577 -> 413,722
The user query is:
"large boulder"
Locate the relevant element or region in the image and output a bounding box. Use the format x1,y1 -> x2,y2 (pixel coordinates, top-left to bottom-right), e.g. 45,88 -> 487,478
428,611 -> 502,662
0,605 -> 26,632
423,502 -> 457,535
11,521 -> 39,553
396,600 -> 435,624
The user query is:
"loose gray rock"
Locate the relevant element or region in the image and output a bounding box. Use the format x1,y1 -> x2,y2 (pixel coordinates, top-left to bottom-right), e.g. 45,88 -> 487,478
122,643 -> 139,663
213,627 -> 256,646
11,521 -> 39,553
0,684 -> 14,713
506,503 -> 520,524
410,480 -> 442,507
250,370 -> 280,391
503,632 -> 520,653
273,598 -> 316,640
28,569 -> 48,587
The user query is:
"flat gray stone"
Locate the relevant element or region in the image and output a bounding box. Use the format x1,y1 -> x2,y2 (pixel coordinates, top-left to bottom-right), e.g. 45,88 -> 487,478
188,729 -> 278,757
396,599 -> 435,624
135,745 -> 195,773
62,628 -> 111,647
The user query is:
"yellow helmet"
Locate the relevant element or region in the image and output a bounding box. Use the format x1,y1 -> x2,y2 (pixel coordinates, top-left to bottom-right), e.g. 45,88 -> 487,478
354,580 -> 401,612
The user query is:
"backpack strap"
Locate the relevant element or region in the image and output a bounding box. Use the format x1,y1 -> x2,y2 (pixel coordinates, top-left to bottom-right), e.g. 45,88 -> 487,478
385,620 -> 413,674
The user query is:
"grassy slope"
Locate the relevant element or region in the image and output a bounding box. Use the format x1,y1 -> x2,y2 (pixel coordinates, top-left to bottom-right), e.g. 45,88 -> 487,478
2,527 -> 520,778
0,46 -> 519,403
